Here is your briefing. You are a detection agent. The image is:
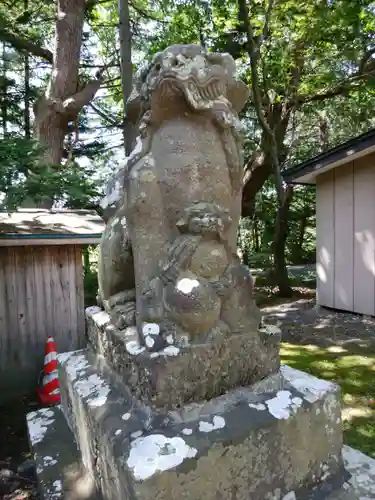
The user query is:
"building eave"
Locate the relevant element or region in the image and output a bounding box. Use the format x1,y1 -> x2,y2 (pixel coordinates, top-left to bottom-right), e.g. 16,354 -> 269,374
282,128 -> 375,185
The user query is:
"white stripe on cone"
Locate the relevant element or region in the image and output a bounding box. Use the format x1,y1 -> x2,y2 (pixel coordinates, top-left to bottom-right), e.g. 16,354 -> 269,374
44,351 -> 57,365
43,371 -> 58,385
47,337 -> 54,343
50,389 -> 60,395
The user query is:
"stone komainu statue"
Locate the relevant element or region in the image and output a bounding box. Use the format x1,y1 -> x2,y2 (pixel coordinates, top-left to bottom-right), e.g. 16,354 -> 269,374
98,44 -> 261,351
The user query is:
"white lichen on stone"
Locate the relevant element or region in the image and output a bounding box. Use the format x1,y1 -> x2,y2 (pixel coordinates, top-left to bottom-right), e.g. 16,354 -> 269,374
142,323 -> 160,336
145,336 -> 155,348
85,306 -> 101,317
162,346 -> 180,356
259,325 -> 281,336
282,492 -> 296,500
178,335 -> 190,347
27,408 -> 55,445
53,480 -> 62,492
92,310 -> 111,327
198,415 -> 226,433
74,373 -> 111,408
126,340 -> 146,356
45,479 -> 63,499
342,445 -> 375,498
181,428 -> 193,436
122,412 -> 131,421
123,326 -> 138,338
281,365 -> 336,403
43,455 -> 57,466
131,430 -> 143,439
322,392 -> 340,418
265,390 -> 303,420
58,352 -> 88,380
248,402 -> 266,411
127,434 -> 197,481
176,278 -> 199,294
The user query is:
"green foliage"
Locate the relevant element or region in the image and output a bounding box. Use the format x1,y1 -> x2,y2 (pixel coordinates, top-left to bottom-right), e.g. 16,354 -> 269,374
0,137 -> 43,210
0,137 -> 102,210
83,245 -> 99,306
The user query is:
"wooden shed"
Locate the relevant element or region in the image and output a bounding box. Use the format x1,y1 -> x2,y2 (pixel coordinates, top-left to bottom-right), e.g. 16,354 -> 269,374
0,209 -> 104,402
283,128 -> 375,316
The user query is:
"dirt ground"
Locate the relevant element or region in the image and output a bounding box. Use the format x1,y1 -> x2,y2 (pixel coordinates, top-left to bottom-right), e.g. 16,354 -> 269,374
1,292 -> 375,499
263,297 -> 375,349
0,396 -> 39,499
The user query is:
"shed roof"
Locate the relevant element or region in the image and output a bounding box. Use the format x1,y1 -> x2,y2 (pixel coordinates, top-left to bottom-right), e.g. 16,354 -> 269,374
282,127 -> 375,185
0,209 -> 105,246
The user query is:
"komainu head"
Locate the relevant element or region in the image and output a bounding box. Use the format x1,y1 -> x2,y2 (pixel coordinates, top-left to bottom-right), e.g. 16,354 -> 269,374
127,44 -> 249,121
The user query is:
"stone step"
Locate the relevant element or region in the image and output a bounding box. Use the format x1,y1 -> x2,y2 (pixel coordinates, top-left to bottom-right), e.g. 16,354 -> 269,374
57,347 -> 353,500
57,348 -> 171,500
26,404 -> 101,500
26,401 -> 373,500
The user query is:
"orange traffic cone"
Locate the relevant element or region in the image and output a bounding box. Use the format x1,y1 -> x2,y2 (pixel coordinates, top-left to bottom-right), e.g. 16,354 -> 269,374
36,336 -> 61,406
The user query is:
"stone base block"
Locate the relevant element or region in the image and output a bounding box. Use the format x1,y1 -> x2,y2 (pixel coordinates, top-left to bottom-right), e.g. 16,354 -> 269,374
26,405 -> 101,500
55,347 -> 349,500
85,307 -> 280,410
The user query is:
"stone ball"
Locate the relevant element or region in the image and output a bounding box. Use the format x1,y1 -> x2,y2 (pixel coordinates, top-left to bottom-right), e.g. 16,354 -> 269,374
163,272 -> 221,335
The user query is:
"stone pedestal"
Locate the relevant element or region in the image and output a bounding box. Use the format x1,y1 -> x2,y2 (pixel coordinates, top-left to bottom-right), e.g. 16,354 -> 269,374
26,307 -> 369,500
85,306 -> 280,410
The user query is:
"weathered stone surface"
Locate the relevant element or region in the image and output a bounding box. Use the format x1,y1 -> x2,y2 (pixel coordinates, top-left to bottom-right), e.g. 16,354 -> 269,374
86,307 -> 280,410
26,405 -> 101,500
55,347 -> 348,500
96,43 -> 266,360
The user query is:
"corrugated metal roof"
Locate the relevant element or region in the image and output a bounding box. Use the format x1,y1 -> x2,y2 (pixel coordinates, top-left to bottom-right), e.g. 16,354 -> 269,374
0,209 -> 105,240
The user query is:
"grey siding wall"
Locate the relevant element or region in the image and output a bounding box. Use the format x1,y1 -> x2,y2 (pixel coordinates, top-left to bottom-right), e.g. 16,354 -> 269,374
316,153 -> 375,315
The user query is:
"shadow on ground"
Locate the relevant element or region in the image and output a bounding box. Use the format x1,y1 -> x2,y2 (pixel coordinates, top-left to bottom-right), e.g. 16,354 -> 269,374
281,342 -> 375,458
0,395 -> 39,499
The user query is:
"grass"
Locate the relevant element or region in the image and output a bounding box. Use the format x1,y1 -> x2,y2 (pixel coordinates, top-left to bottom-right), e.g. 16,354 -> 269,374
281,342 -> 375,458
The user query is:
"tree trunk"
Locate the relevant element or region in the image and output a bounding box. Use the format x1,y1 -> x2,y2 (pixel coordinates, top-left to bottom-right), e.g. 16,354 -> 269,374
24,51 -> 31,139
24,0 -> 31,139
242,108 -> 290,217
273,185 -> 294,296
33,0 -> 102,208
118,0 -> 136,155
1,42 -> 7,137
253,215 -> 260,252
291,213 -> 308,263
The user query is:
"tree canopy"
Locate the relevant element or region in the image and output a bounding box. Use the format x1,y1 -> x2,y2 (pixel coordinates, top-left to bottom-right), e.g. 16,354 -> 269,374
0,0 -> 374,292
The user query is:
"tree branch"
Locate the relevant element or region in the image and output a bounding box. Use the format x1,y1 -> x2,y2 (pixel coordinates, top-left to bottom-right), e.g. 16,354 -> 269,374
296,69 -> 375,104
0,25 -> 53,63
89,102 -> 120,127
63,79 -> 102,115
238,0 -> 273,137
262,0 -> 274,40
238,0 -> 284,203
128,0 -> 168,24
